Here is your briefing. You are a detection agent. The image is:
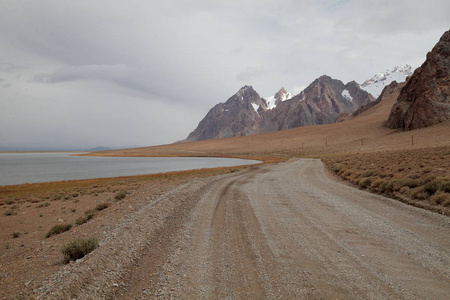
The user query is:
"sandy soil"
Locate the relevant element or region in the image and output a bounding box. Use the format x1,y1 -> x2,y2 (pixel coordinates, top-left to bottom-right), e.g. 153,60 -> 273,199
23,159 -> 450,299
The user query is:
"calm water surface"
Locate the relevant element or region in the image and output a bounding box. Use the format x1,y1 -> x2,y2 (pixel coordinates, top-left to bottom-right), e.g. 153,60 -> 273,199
0,153 -> 261,186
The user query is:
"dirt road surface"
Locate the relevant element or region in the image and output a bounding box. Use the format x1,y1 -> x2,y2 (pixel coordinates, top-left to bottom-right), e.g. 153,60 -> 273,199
37,159 -> 450,299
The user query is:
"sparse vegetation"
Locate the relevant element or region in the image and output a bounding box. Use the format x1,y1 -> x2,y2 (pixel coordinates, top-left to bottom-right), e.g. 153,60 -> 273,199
45,223 -> 73,238
11,232 -> 21,238
60,236 -> 99,262
36,202 -> 50,208
114,190 -> 127,201
324,146 -> 450,214
95,202 -> 110,211
4,209 -> 17,216
75,211 -> 95,226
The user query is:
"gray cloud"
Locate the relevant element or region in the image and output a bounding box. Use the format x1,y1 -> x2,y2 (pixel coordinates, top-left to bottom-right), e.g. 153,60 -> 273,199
0,0 -> 449,150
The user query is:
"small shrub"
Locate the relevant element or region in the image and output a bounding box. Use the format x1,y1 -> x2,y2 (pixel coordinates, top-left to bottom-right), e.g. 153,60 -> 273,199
399,186 -> 410,194
358,177 -> 372,188
380,180 -> 395,193
422,167 -> 432,174
61,236 -> 99,262
362,170 -> 376,177
371,179 -> 385,189
337,168 -> 347,175
331,165 -> 342,173
343,170 -> 353,177
424,180 -> 442,195
95,202 -> 110,211
45,223 -> 72,238
114,190 -> 127,201
4,209 -> 16,216
75,213 -> 95,226
11,232 -> 21,238
430,192 -> 450,206
36,202 -> 50,208
441,181 -> 450,193
5,199 -> 15,205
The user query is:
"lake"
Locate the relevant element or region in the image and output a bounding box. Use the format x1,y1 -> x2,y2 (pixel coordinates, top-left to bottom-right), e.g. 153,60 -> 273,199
0,153 -> 261,186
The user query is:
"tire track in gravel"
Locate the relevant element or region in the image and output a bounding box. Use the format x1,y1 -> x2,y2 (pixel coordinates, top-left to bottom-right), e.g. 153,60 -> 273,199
153,158 -> 450,300
39,159 -> 450,299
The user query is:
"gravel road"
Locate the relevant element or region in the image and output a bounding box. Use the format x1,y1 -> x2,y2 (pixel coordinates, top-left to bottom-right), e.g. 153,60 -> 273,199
38,159 -> 450,299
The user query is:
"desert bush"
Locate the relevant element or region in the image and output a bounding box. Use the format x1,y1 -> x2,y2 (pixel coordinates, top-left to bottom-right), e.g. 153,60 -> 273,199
4,209 -> 16,216
358,177 -> 372,188
114,190 -> 127,201
419,174 -> 436,185
36,202 -> 50,208
430,192 -> 450,206
399,186 -> 410,194
338,168 -> 348,175
362,170 -> 376,177
424,180 -> 442,195
61,236 -> 99,262
441,181 -> 450,193
46,223 -> 72,238
380,180 -> 395,193
11,232 -> 21,238
95,202 -> 110,211
76,212 -> 95,226
422,167 -> 432,174
409,186 -> 429,200
331,165 -> 343,173
399,178 -> 419,189
371,179 -> 385,189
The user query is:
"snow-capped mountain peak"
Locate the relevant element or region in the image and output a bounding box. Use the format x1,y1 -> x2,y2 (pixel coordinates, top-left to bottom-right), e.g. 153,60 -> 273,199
263,87 -> 294,110
360,64 -> 413,98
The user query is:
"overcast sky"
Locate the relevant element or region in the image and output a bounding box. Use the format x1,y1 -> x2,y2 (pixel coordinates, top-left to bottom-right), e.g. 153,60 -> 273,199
0,0 -> 448,150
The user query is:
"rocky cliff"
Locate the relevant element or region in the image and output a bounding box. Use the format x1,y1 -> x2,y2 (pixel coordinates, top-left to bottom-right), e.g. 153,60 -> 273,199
387,30 -> 450,130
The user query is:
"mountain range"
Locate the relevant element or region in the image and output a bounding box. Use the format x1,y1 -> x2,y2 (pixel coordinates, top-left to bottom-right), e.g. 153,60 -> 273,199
186,66 -> 412,142
186,29 -> 448,142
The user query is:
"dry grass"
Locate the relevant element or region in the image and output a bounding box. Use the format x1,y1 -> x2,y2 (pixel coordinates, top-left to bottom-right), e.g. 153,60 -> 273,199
323,146 -> 450,215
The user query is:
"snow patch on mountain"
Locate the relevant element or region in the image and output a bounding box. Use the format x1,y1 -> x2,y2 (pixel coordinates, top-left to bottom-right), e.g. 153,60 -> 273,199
360,65 -> 413,98
342,89 -> 353,102
263,95 -> 278,110
251,102 -> 260,114
263,88 -> 294,110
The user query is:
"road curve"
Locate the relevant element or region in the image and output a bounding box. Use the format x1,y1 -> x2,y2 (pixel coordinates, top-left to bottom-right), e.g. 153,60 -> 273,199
112,158 -> 450,299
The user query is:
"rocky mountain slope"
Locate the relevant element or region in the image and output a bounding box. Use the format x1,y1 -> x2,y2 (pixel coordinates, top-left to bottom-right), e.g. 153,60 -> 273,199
256,76 -> 374,134
387,30 -> 450,130
186,76 -> 374,141
186,86 -> 265,141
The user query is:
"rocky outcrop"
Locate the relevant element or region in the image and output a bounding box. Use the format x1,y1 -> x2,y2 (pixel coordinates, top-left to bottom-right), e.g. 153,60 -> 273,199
187,76 -> 374,141
387,30 -> 450,130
